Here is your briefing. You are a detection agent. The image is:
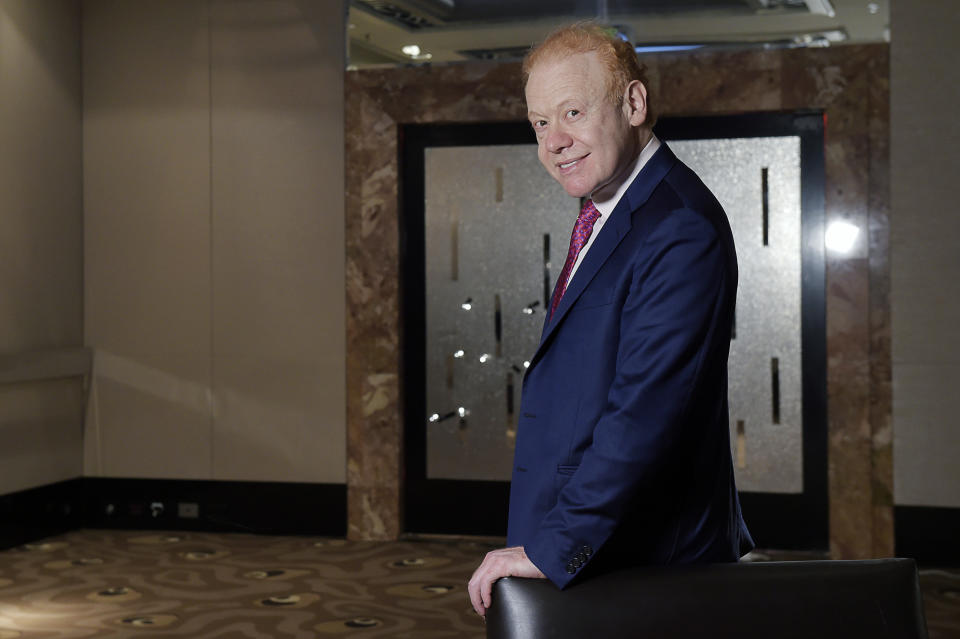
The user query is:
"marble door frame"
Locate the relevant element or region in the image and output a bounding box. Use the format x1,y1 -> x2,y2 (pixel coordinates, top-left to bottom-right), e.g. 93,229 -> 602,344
344,45 -> 892,558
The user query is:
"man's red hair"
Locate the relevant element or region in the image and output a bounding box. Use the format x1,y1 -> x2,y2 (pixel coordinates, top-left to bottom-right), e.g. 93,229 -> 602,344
523,22 -> 656,126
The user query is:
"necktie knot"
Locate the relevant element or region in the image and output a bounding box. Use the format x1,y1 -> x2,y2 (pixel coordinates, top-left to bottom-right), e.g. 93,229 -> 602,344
578,199 -> 601,226
550,199 -> 601,319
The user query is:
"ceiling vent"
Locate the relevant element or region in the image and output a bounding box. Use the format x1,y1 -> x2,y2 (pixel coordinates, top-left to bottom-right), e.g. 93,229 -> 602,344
353,0 -> 454,29
458,46 -> 533,61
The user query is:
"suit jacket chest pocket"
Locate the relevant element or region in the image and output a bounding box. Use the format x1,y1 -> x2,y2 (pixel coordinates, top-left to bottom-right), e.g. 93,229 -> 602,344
573,286 -> 614,311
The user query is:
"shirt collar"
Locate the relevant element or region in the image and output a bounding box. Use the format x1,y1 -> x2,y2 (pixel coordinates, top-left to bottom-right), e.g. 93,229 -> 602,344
591,133 -> 661,219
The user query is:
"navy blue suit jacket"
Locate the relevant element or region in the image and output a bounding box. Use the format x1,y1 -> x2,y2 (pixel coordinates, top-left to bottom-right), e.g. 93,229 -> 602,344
506,143 -> 753,589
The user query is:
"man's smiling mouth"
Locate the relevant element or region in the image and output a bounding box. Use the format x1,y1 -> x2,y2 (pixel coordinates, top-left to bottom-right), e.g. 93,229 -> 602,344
558,155 -> 586,171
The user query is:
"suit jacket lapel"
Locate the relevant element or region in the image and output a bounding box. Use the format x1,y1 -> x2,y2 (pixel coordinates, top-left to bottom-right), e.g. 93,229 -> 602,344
530,143 -> 679,366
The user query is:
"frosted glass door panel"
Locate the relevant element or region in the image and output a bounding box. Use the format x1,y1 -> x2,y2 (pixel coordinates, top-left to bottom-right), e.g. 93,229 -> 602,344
423,137 -> 803,494
424,145 -> 577,480
672,137 -> 803,494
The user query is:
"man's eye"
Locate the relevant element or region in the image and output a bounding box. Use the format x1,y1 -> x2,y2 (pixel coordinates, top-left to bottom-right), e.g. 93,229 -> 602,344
566,109 -> 580,118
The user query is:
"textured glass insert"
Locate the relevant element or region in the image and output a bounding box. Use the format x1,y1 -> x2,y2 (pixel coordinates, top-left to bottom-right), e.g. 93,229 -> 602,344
424,145 -> 577,480
671,137 -> 803,494
424,137 -> 803,494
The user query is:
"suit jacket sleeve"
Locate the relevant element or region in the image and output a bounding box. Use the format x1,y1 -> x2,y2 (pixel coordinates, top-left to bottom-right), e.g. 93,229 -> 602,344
523,205 -> 733,589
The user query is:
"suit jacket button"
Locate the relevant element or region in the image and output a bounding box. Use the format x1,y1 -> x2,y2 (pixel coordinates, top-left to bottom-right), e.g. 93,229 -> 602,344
566,562 -> 576,574
576,552 -> 587,563
571,557 -> 582,568
582,545 -> 593,557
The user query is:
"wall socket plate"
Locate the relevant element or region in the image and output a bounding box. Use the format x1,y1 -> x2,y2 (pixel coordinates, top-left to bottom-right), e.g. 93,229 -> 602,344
177,502 -> 200,519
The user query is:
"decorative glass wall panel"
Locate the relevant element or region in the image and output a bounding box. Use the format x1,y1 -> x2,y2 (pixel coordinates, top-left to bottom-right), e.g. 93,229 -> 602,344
423,136 -> 803,494
672,137 -> 802,494
424,145 -> 577,480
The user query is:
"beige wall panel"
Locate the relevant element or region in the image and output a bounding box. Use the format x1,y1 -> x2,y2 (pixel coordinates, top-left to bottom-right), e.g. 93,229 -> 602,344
209,0 -> 345,483
0,0 -> 82,352
212,357 -> 345,482
87,374 -> 211,478
0,380 -> 84,493
82,0 -> 213,478
892,364 -> 960,508
0,0 -> 83,494
891,1 -> 960,506
891,225 -> 960,365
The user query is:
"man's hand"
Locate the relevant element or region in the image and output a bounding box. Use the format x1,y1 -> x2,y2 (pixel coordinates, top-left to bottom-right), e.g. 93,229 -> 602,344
468,546 -> 546,617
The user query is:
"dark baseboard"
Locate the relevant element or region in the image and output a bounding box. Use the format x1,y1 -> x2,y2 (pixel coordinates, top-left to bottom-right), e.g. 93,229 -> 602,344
5,482 -> 957,565
83,478 -> 347,537
895,505 -> 960,566
0,477 -> 346,550
0,479 -> 84,550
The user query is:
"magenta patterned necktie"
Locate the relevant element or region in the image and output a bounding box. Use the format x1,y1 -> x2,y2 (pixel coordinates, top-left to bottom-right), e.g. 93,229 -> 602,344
550,199 -> 601,319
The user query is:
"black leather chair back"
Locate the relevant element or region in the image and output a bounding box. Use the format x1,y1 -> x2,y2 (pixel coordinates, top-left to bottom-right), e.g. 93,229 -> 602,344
487,559 -> 928,639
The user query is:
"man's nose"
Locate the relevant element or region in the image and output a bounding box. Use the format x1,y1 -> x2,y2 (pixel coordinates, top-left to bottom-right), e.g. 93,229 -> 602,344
545,126 -> 573,154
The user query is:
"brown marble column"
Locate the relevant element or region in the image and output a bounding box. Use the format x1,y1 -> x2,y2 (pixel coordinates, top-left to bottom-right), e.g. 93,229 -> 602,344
779,45 -> 894,558
344,78 -> 403,540
866,47 -> 894,558
344,65 -> 527,540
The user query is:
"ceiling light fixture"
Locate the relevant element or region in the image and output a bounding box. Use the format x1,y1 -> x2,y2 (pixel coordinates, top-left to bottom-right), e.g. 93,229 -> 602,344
401,44 -> 432,60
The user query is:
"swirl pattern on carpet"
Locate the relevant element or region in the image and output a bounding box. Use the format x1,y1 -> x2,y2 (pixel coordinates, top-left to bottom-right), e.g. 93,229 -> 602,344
0,530 -> 495,638
0,530 -> 958,638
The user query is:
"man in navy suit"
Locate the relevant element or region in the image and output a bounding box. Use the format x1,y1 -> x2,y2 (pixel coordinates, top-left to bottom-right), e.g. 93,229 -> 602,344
468,23 -> 752,617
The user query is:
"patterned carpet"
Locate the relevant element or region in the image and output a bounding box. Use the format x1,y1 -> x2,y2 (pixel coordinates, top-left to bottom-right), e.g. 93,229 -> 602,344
0,529 -> 957,638
0,530 -> 495,638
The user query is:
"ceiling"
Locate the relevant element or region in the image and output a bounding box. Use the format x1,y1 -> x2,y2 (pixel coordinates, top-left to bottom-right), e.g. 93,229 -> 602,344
347,0 -> 889,67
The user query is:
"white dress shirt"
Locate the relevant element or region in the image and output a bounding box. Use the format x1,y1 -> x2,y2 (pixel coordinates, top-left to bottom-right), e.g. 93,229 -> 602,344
564,134 -> 661,286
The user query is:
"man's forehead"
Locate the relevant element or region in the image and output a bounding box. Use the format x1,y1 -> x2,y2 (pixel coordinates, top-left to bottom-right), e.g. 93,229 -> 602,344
525,51 -> 605,104
527,50 -> 598,80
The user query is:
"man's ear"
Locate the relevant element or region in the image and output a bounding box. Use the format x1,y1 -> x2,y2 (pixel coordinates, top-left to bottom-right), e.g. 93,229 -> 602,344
623,80 -> 648,127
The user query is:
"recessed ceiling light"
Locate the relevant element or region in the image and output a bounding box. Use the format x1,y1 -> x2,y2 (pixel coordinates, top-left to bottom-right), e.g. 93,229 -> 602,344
400,44 -> 432,61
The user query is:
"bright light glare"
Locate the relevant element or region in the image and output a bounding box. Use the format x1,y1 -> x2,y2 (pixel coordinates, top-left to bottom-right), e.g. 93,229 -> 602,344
825,220 -> 860,253
453,350 -> 464,358
458,407 -> 468,418
479,353 -> 491,363
428,413 -> 439,422
523,361 -> 530,368
402,45 -> 421,57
